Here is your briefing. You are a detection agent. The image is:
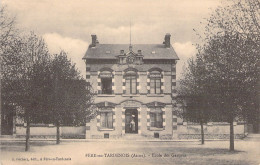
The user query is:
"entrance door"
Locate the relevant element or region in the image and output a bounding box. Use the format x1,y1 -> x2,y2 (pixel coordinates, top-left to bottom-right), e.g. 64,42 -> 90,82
125,109 -> 138,134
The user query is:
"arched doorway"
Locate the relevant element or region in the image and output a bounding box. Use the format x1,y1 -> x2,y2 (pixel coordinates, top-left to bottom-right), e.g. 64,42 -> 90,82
125,109 -> 138,134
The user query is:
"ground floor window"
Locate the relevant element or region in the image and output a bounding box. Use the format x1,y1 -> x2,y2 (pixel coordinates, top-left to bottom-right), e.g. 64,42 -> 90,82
100,112 -> 113,129
150,108 -> 163,128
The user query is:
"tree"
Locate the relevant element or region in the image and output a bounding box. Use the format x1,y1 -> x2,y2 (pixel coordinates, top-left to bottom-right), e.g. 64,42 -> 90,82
202,0 -> 259,151
178,53 -> 213,145
2,31 -> 51,151
46,52 -> 94,144
1,6 -> 95,150
206,0 -> 260,44
202,32 -> 259,151
16,33 -> 50,151
0,6 -> 17,136
188,0 -> 260,151
0,7 -> 47,151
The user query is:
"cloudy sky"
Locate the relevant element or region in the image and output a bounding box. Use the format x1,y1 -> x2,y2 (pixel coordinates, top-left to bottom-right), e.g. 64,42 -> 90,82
2,0 -> 221,79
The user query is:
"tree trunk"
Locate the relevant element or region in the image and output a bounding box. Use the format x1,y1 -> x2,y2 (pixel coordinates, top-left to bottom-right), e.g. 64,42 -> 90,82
229,118 -> 235,151
56,121 -> 60,144
25,117 -> 30,151
200,120 -> 205,145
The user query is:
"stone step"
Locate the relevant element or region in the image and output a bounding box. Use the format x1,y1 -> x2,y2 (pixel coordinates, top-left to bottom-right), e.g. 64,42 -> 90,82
122,134 -> 147,140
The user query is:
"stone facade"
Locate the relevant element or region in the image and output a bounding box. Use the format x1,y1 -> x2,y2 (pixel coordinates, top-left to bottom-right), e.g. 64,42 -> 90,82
83,34 -> 179,139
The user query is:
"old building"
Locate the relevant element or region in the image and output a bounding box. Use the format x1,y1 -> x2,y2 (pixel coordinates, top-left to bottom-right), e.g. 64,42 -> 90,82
2,34 -> 246,139
82,34 -> 179,139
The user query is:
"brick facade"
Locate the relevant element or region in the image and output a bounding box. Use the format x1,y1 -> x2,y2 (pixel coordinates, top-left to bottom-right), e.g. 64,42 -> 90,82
83,34 -> 179,139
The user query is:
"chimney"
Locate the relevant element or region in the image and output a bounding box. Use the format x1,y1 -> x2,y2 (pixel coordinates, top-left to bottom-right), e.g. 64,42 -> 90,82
91,34 -> 97,47
164,33 -> 171,48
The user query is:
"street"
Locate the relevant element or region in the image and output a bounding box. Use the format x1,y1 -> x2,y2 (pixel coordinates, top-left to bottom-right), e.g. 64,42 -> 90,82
1,140 -> 259,165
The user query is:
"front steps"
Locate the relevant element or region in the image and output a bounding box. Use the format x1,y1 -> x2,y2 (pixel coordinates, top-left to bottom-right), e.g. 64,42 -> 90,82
122,134 -> 149,140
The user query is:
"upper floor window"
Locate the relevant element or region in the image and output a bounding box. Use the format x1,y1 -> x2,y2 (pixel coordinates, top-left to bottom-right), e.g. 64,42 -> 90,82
150,70 -> 161,94
100,70 -> 113,94
125,71 -> 137,94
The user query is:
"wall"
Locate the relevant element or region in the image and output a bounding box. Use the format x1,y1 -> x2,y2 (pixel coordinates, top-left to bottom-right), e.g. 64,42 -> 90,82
86,104 -> 174,139
85,57 -> 179,139
15,126 -> 86,139
87,63 -> 174,96
15,123 -> 246,139
175,122 -> 245,139
141,105 -> 173,139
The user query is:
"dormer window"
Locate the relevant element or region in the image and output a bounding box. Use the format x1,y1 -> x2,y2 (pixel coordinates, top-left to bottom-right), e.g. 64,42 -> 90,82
127,54 -> 135,64
117,48 -> 143,65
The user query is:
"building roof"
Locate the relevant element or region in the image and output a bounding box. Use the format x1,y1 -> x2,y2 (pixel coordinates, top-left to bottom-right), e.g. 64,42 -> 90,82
82,44 -> 179,60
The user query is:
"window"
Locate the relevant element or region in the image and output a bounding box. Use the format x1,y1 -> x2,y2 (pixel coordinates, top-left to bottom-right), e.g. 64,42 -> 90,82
125,71 -> 137,94
150,108 -> 163,128
100,71 -> 112,94
101,78 -> 112,94
100,112 -> 113,129
150,71 -> 161,94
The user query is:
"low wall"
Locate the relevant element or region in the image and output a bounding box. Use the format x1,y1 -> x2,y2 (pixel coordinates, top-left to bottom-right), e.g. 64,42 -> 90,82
61,126 -> 86,139
175,122 -> 245,139
15,126 -> 86,139
15,123 -> 246,139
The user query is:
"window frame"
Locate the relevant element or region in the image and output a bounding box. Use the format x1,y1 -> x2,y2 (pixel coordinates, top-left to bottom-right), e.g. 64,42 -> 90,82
99,70 -> 113,95
150,108 -> 163,128
100,111 -> 113,129
149,70 -> 162,94
101,77 -> 112,94
125,71 -> 137,94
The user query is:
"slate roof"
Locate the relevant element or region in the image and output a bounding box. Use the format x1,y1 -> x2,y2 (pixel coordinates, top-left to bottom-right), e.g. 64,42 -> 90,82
83,44 -> 179,60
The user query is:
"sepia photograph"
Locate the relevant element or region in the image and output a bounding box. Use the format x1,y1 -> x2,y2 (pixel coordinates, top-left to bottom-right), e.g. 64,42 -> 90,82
0,0 -> 259,164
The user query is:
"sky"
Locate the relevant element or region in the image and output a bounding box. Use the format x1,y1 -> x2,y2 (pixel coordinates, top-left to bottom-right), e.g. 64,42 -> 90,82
2,0 -> 221,79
